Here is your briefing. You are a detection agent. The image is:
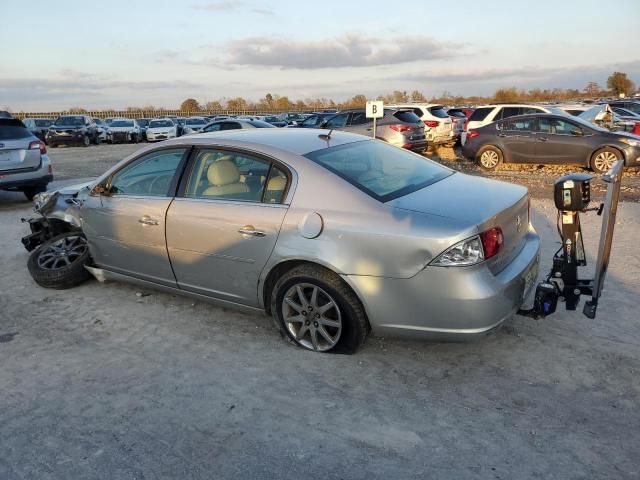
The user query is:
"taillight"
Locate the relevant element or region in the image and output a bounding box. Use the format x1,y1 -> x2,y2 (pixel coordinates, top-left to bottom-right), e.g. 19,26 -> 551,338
479,227 -> 503,259
29,140 -> 47,155
424,120 -> 439,128
466,130 -> 479,140
389,124 -> 413,132
633,122 -> 640,136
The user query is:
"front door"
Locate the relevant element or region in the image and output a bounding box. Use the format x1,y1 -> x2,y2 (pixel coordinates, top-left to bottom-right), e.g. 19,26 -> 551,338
497,116 -> 536,163
535,117 -> 593,165
166,148 -> 290,306
81,147 -> 189,286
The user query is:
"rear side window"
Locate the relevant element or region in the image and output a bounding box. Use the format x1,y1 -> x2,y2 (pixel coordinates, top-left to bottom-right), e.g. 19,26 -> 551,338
0,124 -> 31,140
497,107 -> 521,120
220,122 -> 242,131
469,107 -> 492,122
429,107 -> 450,119
393,111 -> 421,123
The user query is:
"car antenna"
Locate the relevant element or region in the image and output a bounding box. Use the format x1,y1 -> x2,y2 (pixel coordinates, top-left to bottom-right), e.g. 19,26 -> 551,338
318,129 -> 333,141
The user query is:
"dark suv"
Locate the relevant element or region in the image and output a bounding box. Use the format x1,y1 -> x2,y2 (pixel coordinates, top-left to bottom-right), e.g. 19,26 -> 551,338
321,109 -> 426,152
46,115 -> 99,147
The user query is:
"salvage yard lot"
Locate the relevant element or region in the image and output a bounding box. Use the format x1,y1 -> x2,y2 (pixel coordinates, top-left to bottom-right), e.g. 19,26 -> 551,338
1,145 -> 639,478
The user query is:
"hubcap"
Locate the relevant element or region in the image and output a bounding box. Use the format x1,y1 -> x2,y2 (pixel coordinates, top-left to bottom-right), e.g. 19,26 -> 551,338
594,151 -> 618,172
282,283 -> 342,352
37,235 -> 87,270
480,150 -> 499,168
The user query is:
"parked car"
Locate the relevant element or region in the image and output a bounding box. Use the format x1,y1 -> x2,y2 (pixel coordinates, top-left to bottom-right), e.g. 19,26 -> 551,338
608,100 -> 640,115
387,104 -> 455,147
447,109 -> 467,141
291,112 -> 336,128
136,118 -> 151,140
462,113 -> 640,174
22,118 -> 54,143
262,116 -> 288,128
106,118 -> 141,144
447,107 -> 474,119
0,111 -> 12,119
579,105 -> 640,135
200,119 -> 276,132
321,108 -> 427,152
182,117 -> 207,135
0,118 -> 52,200
462,104 -> 568,145
93,118 -> 108,143
146,118 -> 178,142
21,129 -> 539,353
46,115 -> 99,147
278,112 -> 306,125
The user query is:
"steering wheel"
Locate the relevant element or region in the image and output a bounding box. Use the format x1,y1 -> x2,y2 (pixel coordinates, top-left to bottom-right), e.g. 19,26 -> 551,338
148,174 -> 172,195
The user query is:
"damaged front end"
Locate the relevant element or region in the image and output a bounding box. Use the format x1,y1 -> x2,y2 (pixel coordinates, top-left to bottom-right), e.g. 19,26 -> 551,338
21,182 -> 91,251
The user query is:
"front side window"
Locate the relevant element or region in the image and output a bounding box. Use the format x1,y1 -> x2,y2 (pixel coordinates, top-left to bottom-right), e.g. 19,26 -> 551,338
349,111 -> 369,125
109,148 -> 186,197
185,149 -> 282,202
305,140 -> 452,202
538,118 -> 581,135
203,123 -> 222,132
503,118 -> 535,132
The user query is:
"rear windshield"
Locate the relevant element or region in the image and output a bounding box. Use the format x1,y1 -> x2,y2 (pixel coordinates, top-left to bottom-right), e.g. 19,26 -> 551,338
393,111 -> 421,123
304,140 -> 452,202
469,107 -> 493,122
429,107 -> 450,119
54,116 -> 85,126
35,119 -> 53,127
0,124 -> 32,140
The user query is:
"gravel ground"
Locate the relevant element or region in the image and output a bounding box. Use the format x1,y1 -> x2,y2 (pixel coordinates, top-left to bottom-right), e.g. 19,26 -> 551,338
47,143 -> 640,202
0,147 -> 639,479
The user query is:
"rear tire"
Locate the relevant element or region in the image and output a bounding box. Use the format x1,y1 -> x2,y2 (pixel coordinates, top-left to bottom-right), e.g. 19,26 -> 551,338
590,147 -> 622,174
271,264 -> 369,354
476,145 -> 503,171
23,185 -> 47,201
27,233 -> 92,289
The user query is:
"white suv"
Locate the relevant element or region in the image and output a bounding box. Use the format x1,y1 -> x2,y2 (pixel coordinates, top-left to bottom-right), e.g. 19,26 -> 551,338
387,103 -> 455,146
462,104 -> 568,144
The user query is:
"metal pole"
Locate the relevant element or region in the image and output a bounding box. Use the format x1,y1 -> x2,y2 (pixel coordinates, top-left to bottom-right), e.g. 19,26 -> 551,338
372,116 -> 377,139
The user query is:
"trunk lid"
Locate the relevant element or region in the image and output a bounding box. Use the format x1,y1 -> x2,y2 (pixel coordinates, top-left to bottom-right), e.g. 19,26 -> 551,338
0,138 -> 42,174
389,172 -> 530,273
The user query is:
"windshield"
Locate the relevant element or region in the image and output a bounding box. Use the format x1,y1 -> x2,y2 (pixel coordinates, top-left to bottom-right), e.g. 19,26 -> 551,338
264,116 -> 280,122
305,140 -> 452,202
54,116 -> 85,126
149,120 -> 174,128
186,118 -> 206,125
110,120 -> 134,127
35,119 -> 53,127
248,120 -> 276,128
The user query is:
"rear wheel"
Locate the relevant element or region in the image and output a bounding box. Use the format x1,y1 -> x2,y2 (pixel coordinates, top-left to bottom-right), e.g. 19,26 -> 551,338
23,185 -> 47,201
271,264 -> 369,354
591,147 -> 622,174
27,233 -> 92,289
82,135 -> 90,147
476,145 -> 503,171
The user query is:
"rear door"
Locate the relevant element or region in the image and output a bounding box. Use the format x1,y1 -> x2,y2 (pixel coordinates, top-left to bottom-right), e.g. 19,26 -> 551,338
81,147 -> 189,286
0,119 -> 41,174
535,117 -> 593,165
166,148 -> 290,306
497,117 -> 536,163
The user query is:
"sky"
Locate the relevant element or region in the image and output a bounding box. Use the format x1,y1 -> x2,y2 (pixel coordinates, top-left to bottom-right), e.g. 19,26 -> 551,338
1,0 -> 639,111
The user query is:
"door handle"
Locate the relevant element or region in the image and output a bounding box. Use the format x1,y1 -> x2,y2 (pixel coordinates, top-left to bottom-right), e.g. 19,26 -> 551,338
238,225 -> 266,237
138,215 -> 159,226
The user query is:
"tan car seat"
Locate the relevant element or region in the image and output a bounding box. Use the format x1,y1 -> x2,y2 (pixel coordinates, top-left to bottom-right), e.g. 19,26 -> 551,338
202,158 -> 250,196
264,174 -> 287,203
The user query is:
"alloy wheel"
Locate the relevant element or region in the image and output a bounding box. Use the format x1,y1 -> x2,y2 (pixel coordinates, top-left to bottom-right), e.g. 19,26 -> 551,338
37,235 -> 88,270
282,283 -> 342,351
593,151 -> 618,173
480,149 -> 499,168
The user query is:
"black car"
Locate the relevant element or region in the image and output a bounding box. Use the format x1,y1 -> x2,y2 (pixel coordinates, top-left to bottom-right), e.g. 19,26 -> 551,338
462,113 -> 640,174
291,112 -> 336,128
22,118 -> 54,142
46,115 -> 99,147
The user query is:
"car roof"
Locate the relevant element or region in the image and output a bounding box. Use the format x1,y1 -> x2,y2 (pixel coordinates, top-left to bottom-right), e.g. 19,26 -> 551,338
166,127 -> 368,155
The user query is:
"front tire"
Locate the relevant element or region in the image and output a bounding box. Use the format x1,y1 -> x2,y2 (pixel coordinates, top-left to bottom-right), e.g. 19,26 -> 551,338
476,145 -> 503,171
271,265 -> 369,354
27,233 -> 92,289
82,135 -> 90,147
591,147 -> 622,174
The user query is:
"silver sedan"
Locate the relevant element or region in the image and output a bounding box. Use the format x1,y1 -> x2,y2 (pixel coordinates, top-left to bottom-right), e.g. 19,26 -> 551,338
24,129 -> 540,353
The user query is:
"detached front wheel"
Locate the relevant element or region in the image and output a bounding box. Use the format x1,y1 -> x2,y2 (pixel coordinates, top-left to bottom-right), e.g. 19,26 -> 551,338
28,233 -> 92,289
271,265 -> 369,354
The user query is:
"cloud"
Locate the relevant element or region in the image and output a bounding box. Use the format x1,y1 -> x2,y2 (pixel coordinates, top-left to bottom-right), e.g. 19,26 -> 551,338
226,34 -> 464,69
251,7 -> 273,15
191,1 -> 241,12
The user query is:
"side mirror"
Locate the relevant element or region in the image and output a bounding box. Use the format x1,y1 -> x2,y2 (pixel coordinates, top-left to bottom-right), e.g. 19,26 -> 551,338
570,128 -> 583,136
91,183 -> 111,196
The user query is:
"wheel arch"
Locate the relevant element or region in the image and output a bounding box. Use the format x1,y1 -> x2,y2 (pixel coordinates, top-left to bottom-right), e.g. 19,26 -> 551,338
476,143 -> 507,164
590,145 -> 627,167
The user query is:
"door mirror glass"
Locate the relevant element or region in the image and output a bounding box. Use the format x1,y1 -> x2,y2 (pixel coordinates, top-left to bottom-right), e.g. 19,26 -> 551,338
570,128 -> 583,136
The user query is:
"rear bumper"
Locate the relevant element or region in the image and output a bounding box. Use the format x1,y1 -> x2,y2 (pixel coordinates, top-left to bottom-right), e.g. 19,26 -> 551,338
427,129 -> 456,145
0,155 -> 52,190
344,228 -> 541,340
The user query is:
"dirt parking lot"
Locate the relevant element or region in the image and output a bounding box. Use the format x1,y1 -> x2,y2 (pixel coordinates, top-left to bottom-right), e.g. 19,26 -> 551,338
1,145 -> 639,479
